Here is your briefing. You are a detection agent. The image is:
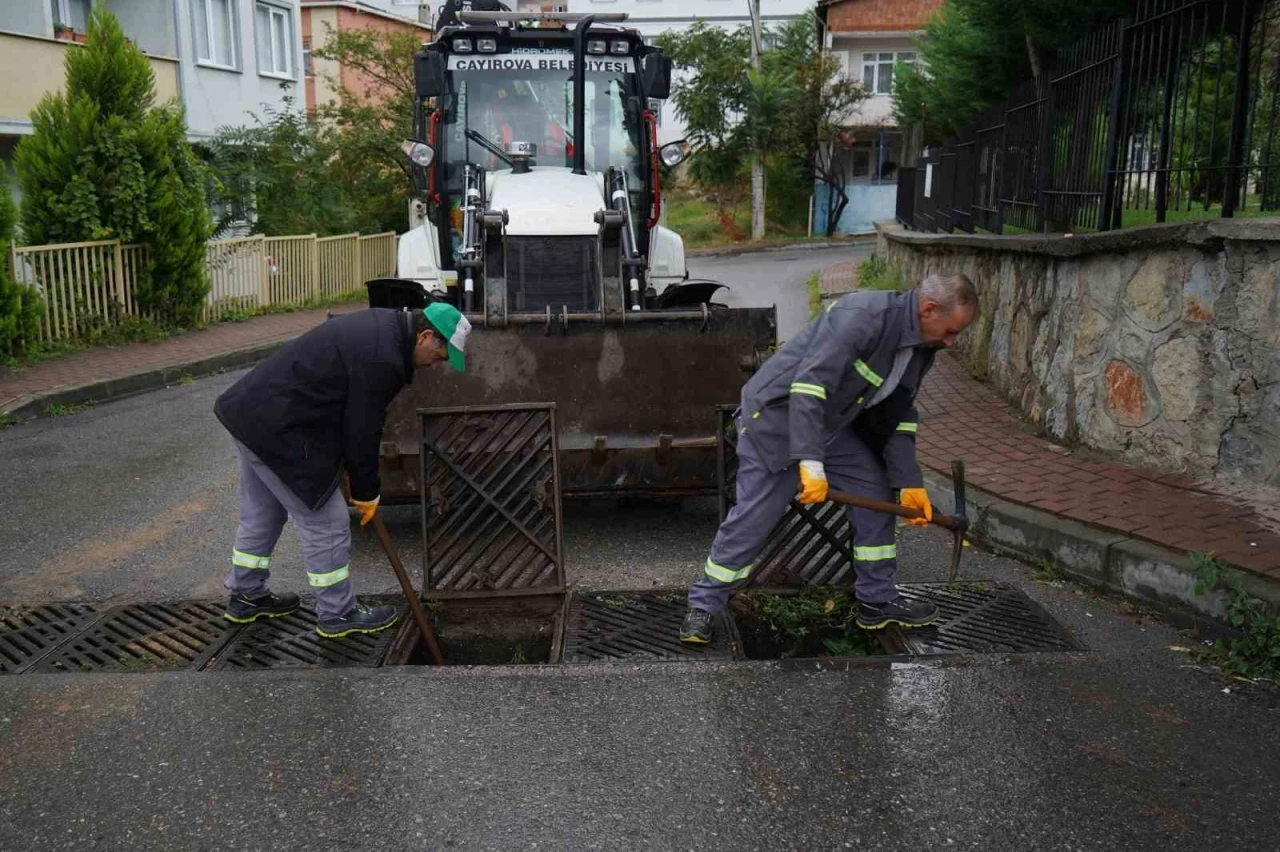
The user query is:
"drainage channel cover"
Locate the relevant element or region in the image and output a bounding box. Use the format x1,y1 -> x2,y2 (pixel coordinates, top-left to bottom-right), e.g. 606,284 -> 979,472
890,583 -> 1084,655
31,601 -> 238,674
562,590 -> 739,662
206,597 -> 406,670
0,603 -> 104,675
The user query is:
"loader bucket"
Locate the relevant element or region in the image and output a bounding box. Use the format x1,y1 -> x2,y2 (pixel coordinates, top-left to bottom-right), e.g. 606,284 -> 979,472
377,306 -> 776,502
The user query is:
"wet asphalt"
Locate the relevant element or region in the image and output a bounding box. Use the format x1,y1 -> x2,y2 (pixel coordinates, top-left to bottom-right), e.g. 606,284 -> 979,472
2,244 -> 1278,850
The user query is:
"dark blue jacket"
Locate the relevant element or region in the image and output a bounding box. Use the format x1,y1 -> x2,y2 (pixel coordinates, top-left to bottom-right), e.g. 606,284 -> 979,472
215,309 -> 415,510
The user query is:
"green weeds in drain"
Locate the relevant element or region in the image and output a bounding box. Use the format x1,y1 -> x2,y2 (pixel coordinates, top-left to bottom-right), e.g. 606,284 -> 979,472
1035,559 -> 1066,585
43,401 -> 93,418
1191,552 -> 1280,682
510,647 -> 529,665
594,595 -> 631,610
746,587 -> 877,659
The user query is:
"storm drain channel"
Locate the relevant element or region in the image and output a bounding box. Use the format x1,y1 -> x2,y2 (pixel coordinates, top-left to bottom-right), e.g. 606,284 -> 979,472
0,583 -> 1082,674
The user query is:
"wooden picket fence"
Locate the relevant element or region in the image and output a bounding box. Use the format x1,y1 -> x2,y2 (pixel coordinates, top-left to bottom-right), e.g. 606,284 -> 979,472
9,231 -> 398,341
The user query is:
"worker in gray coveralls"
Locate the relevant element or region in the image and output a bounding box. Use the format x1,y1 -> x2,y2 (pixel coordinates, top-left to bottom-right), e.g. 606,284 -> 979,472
680,274 -> 979,644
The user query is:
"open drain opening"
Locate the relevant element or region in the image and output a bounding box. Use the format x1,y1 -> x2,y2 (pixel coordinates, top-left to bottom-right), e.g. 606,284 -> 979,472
387,595 -> 563,666
731,588 -> 886,660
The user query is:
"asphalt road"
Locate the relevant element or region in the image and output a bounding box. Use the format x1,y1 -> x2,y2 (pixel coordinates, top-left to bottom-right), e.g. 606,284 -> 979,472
1,243 -> 1278,850
690,242 -> 874,343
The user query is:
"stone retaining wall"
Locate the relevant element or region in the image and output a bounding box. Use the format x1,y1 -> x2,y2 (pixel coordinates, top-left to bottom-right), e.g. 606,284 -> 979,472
876,219 -> 1280,487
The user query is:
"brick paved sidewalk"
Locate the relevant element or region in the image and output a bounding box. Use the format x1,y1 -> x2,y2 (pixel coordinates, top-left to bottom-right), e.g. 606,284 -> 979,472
917,354 -> 1280,579
0,305 -> 357,412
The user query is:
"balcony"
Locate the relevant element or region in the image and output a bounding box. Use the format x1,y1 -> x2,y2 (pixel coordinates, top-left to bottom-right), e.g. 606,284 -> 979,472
0,30 -> 179,131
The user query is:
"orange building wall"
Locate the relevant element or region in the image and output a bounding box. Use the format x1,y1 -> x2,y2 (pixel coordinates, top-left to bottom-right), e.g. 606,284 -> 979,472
336,6 -> 429,104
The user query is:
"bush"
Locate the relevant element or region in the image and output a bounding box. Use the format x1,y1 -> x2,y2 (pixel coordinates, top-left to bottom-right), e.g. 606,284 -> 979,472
13,6 -> 212,325
856,253 -> 908,291
0,190 -> 43,357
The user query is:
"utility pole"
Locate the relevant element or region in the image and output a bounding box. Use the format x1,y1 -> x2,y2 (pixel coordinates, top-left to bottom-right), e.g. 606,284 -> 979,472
748,0 -> 765,241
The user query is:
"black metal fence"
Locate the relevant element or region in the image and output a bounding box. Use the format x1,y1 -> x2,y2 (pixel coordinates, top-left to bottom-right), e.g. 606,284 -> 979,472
899,0 -> 1280,233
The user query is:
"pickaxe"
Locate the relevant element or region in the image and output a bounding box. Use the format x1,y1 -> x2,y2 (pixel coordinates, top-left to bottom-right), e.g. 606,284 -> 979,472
827,460 -> 969,581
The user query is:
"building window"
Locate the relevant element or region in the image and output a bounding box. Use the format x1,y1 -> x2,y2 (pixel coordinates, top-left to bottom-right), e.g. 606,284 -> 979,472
861,51 -> 915,96
848,131 -> 904,184
51,0 -> 91,32
302,36 -> 313,77
193,0 -> 237,69
255,3 -> 293,78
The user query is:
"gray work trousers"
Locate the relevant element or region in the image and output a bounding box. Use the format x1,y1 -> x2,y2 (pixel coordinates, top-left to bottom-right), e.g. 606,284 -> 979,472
224,440 -> 357,621
688,420 -> 899,614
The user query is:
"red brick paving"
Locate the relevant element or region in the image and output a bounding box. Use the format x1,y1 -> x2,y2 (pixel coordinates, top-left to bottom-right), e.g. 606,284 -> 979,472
917,354 -> 1280,579
0,306 -> 357,410
818,259 -> 864,296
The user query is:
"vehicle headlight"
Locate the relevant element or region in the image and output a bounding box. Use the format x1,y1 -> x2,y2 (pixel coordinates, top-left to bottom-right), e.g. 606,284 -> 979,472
610,40 -> 629,55
453,38 -> 473,53
477,38 -> 497,53
586,40 -> 606,55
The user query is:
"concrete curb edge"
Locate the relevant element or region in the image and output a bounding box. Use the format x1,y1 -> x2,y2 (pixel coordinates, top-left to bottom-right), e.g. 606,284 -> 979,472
920,468 -> 1279,622
0,337 -> 298,421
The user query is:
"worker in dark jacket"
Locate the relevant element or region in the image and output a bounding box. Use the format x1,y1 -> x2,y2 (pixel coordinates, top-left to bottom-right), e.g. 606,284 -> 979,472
680,274 -> 978,644
214,303 -> 471,637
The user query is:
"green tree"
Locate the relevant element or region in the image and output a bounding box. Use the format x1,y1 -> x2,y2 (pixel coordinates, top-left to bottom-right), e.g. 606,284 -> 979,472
14,5 -> 212,325
0,190 -> 43,357
312,26 -> 422,234
893,0 -> 1128,142
204,99 -> 357,237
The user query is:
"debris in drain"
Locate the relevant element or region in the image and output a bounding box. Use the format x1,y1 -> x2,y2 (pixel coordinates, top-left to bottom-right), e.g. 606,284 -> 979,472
391,597 -> 560,666
732,588 -> 882,660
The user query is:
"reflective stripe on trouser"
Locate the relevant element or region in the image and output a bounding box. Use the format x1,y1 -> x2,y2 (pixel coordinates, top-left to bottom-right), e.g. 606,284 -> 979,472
225,440 -> 356,620
688,426 -> 798,614
687,424 -> 900,614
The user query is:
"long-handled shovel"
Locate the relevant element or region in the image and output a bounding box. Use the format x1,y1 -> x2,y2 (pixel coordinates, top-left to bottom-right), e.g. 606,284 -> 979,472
369,512 -> 446,666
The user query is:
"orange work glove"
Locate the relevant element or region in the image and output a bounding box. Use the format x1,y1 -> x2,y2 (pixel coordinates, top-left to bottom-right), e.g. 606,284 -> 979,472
350,494 -> 380,526
798,460 -> 828,504
899,487 -> 933,527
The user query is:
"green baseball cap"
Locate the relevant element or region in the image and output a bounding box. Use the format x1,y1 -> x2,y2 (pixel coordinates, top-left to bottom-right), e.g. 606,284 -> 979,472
423,302 -> 470,371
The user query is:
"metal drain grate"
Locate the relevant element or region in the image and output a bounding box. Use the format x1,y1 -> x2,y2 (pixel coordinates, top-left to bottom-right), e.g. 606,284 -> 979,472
0,603 -> 104,675
562,590 -> 739,662
889,583 -> 1084,655
206,598 -> 406,670
31,601 -> 238,674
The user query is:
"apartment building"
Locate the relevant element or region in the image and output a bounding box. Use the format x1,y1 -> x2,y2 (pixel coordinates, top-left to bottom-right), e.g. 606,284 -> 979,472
815,0 -> 943,234
300,0 -> 432,115
1,0 -> 305,202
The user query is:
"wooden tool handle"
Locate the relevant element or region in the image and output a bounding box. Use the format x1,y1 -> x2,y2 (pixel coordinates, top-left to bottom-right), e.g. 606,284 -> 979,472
371,514 -> 446,666
826,489 -> 968,532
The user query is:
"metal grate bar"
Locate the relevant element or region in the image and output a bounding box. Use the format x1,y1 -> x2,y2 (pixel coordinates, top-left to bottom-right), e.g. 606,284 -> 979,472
893,583 -> 1084,655
207,598 -> 405,670
0,603 -> 104,674
422,404 -> 564,597
32,602 -> 239,674
717,407 -> 854,589
562,591 -> 739,662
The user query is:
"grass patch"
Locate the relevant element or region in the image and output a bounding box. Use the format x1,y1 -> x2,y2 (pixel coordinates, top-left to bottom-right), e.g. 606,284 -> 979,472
665,189 -> 816,249
1192,552 -> 1280,682
0,412 -> 16,430
806,272 -> 822,320
855,253 -> 909,291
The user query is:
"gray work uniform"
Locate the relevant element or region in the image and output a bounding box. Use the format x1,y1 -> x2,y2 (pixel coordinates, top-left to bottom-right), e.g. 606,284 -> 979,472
225,440 -> 356,620
688,288 -> 937,613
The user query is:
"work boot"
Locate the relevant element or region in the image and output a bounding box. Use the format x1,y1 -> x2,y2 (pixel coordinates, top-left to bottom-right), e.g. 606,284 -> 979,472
679,607 -> 714,644
224,590 -> 300,623
855,596 -> 939,630
316,602 -> 399,639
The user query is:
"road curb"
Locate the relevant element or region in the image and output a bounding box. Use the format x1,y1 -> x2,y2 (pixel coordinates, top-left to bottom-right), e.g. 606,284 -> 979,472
685,234 -> 874,259
0,336 -> 298,421
920,468 -> 1279,622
